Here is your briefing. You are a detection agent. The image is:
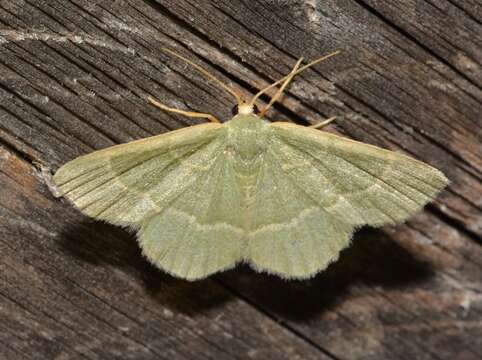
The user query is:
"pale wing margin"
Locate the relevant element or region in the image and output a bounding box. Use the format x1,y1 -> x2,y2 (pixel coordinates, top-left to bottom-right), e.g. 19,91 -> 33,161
54,123 -> 226,226
269,122 -> 449,227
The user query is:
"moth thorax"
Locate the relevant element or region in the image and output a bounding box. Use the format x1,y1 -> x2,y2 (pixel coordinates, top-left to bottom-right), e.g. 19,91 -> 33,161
238,103 -> 254,115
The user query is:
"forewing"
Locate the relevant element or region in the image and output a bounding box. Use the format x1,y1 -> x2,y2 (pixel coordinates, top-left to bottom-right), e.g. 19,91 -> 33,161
54,123 -> 226,225
269,122 -> 449,226
139,151 -> 245,280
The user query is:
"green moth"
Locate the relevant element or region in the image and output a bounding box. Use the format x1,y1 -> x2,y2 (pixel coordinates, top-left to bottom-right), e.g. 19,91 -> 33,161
54,49 -> 448,280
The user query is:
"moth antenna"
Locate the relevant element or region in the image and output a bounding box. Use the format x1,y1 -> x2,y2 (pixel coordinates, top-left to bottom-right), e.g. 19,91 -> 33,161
259,57 -> 304,118
161,48 -> 245,106
148,96 -> 221,123
249,50 -> 341,110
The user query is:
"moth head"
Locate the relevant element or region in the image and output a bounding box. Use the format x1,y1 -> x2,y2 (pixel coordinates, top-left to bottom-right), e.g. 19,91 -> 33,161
231,103 -> 260,116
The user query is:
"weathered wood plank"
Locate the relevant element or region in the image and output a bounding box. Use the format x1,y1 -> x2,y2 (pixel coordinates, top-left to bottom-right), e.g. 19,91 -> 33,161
0,1 -> 481,359
360,0 -> 482,85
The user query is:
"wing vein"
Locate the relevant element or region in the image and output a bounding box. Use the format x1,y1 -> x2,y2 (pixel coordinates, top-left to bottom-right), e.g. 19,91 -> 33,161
68,141 -> 209,200
287,138 -> 418,213
271,138 -> 404,223
56,163 -> 107,187
267,145 -> 373,221
329,151 -> 427,207
180,154 -> 226,275
266,148 -> 320,213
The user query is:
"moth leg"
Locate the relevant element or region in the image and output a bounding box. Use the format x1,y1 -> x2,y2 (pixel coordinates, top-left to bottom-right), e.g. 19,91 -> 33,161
148,96 -> 221,123
269,116 -> 336,129
309,116 -> 337,129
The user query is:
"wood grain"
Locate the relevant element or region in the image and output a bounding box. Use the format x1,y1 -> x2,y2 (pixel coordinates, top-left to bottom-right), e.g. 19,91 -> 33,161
0,1 -> 480,359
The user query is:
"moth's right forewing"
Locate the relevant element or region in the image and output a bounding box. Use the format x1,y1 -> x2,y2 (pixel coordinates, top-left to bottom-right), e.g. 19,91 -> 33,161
54,123 -> 226,225
269,122 -> 449,227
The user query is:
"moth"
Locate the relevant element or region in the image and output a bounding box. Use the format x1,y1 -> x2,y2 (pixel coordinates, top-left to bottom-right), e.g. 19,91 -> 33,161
54,49 -> 448,280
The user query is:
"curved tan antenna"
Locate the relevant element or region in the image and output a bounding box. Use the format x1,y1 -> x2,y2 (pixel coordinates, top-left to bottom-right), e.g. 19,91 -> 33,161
161,48 -> 245,106
249,50 -> 341,110
259,57 -> 303,117
148,96 -> 220,123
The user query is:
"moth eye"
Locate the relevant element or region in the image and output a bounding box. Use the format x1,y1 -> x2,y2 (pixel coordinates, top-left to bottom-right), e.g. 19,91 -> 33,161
253,104 -> 260,114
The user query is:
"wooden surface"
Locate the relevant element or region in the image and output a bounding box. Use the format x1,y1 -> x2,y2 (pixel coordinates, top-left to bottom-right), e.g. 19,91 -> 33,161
0,1 -> 481,359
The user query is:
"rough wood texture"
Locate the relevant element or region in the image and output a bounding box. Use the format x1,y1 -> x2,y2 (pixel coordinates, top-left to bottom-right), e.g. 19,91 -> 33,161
0,1 -> 481,359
